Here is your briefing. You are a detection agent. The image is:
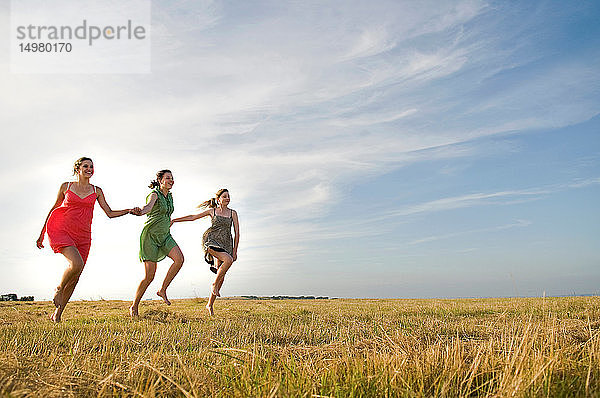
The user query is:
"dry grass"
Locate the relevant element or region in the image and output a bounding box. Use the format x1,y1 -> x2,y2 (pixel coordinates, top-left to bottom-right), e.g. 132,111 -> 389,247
1,296 -> 599,397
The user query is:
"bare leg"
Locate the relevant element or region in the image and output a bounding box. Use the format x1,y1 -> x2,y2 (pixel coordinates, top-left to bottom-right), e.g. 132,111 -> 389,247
206,258 -> 220,315
130,261 -> 157,317
210,251 -> 233,297
211,257 -> 221,297
59,274 -> 81,307
214,264 -> 229,293
54,247 -> 85,307
157,246 -> 184,306
206,294 -> 215,316
205,250 -> 233,315
52,246 -> 85,323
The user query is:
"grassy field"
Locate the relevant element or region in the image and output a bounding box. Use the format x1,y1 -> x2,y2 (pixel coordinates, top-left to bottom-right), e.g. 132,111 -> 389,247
1,296 -> 599,397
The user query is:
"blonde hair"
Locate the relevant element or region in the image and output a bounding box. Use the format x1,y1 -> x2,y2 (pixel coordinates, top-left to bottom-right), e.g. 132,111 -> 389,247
199,188 -> 228,208
73,157 -> 93,175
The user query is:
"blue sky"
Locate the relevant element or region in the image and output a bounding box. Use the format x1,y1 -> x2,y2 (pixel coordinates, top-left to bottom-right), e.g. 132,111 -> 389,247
1,0 -> 599,300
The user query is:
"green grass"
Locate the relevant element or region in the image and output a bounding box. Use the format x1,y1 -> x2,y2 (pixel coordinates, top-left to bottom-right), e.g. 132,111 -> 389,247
1,297 -> 599,397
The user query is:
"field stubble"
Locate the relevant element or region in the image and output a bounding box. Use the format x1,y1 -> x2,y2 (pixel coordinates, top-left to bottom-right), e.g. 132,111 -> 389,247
0,297 -> 599,397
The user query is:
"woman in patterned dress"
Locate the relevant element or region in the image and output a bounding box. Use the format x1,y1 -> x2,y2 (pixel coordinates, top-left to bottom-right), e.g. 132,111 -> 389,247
171,188 -> 239,315
36,157 -> 138,322
129,169 -> 185,317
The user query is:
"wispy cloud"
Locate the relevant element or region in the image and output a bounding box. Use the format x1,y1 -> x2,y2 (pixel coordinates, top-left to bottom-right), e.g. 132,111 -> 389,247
387,190 -> 547,218
408,219 -> 532,245
387,177 -> 600,219
329,108 -> 418,127
565,177 -> 600,189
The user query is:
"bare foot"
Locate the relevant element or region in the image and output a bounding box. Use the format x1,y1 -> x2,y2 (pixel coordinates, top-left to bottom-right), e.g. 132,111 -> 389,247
129,306 -> 139,317
50,308 -> 61,323
206,304 -> 214,316
53,286 -> 63,308
156,290 -> 171,305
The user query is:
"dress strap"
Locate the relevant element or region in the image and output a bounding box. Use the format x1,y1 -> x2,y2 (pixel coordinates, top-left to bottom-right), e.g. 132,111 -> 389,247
213,208 -> 216,217
67,182 -> 72,191
93,185 -> 97,194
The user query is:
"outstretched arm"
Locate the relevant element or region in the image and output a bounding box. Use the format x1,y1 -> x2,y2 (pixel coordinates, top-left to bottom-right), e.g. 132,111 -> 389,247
232,210 -> 240,261
138,192 -> 158,216
37,182 -> 68,248
96,187 -> 134,218
170,209 -> 212,226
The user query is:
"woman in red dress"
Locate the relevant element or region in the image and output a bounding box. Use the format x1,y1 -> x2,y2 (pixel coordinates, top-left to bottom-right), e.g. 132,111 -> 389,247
36,157 -> 139,322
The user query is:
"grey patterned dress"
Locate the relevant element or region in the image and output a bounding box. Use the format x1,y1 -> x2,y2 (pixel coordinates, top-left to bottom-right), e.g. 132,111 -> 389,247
202,208 -> 234,273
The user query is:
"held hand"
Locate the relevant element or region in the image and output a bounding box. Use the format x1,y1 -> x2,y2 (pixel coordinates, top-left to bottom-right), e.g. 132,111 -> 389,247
36,235 -> 44,249
130,207 -> 142,216
170,220 -> 175,227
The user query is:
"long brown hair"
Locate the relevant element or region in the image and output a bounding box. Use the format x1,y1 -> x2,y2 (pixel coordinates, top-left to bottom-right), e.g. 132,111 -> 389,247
148,169 -> 172,189
199,188 -> 228,208
73,157 -> 93,175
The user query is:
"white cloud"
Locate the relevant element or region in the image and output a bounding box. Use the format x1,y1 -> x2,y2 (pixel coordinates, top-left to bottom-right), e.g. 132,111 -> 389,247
387,190 -> 547,218
329,108 -> 418,127
386,177 -> 600,220
408,219 -> 532,245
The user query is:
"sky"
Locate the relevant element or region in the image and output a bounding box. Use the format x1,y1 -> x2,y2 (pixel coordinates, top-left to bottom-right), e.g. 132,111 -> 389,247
1,0 -> 599,301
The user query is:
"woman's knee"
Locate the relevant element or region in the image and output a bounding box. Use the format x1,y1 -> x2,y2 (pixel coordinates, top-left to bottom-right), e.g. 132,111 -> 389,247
143,263 -> 157,283
63,248 -> 84,272
70,258 -> 85,274
143,272 -> 155,284
169,246 -> 184,266
221,258 -> 233,270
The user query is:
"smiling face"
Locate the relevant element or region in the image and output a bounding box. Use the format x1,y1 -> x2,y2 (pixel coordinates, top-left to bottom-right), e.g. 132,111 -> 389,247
159,172 -> 174,191
76,159 -> 94,179
218,190 -> 230,207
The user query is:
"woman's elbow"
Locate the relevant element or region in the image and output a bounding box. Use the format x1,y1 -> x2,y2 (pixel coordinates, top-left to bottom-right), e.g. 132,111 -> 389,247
106,210 -> 120,218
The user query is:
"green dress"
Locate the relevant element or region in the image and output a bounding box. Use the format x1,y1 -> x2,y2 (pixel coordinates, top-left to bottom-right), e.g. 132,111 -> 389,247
139,189 -> 177,262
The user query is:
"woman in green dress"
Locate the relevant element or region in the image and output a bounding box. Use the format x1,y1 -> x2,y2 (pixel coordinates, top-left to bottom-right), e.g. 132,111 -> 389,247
129,169 -> 184,317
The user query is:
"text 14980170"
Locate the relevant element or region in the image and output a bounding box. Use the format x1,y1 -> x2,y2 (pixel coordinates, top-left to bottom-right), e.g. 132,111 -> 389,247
19,42 -> 72,53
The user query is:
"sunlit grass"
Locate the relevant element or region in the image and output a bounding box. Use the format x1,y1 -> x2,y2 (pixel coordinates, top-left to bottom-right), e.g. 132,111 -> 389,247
1,297 -> 599,397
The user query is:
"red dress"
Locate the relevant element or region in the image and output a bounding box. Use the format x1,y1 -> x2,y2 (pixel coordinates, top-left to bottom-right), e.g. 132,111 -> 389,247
46,183 -> 97,263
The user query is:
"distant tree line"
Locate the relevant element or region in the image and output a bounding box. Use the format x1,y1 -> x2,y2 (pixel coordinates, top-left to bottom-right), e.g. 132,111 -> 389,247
241,295 -> 330,300
0,294 -> 34,302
